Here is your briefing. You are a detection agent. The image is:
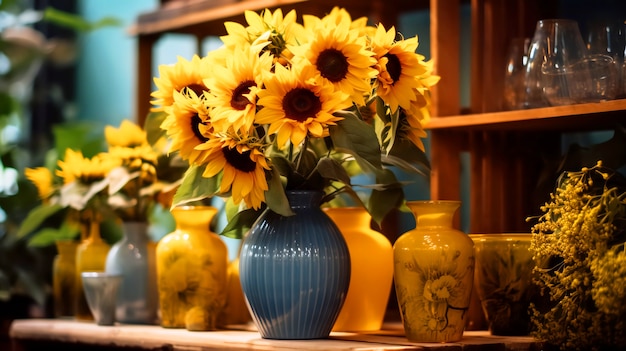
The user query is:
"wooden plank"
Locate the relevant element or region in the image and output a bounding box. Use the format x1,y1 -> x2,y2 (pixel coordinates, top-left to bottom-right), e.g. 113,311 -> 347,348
9,319 -> 539,351
424,99 -> 626,131
429,130 -> 465,229
10,319 -> 419,351
430,0 -> 461,117
136,34 -> 157,126
469,0 -> 484,114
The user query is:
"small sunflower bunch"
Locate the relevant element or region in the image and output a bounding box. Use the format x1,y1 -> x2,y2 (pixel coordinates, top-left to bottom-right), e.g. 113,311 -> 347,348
24,148 -> 121,238
22,120 -> 183,243
528,161 -> 626,351
104,120 -> 181,222
149,7 -> 439,237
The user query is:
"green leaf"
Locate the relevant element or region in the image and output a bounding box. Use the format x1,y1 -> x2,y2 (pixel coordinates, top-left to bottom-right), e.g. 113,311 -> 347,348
330,112 -> 383,173
53,121 -> 106,158
384,138 -> 431,176
14,265 -> 48,307
221,208 -> 262,239
368,169 -> 405,225
172,165 -> 219,207
145,111 -> 168,146
28,227 -> 77,247
265,167 -> 294,217
0,93 -> 16,116
17,204 -> 65,238
317,157 -> 352,185
43,7 -> 122,33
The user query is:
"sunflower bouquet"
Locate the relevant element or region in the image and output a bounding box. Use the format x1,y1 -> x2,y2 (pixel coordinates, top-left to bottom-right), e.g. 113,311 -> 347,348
104,119 -> 183,222
23,148 -> 122,242
21,120 -> 182,243
149,7 -> 438,237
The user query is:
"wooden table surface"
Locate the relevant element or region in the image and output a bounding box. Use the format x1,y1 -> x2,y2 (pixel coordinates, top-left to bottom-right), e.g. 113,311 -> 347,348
9,318 -> 540,351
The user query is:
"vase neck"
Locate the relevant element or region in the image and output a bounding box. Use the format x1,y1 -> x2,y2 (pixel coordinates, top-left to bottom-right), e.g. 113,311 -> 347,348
286,191 -> 323,210
324,207 -> 372,228
122,221 -> 149,242
172,206 -> 217,232
55,240 -> 77,256
409,201 -> 460,227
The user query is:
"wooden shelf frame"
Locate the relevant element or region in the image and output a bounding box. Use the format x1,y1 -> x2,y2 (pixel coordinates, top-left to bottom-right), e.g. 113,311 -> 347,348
425,99 -> 626,132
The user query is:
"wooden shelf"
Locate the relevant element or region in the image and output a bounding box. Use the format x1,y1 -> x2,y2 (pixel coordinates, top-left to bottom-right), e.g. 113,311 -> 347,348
425,99 -> 626,132
129,0 -> 429,37
10,319 -> 539,351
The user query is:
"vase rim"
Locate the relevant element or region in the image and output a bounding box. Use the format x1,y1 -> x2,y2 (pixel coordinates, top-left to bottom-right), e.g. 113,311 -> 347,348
407,200 -> 461,204
172,205 -> 217,211
469,233 -> 531,241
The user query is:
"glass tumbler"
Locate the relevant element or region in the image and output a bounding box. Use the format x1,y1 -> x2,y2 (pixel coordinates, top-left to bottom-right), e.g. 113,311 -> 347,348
503,38 -> 530,110
523,19 -> 590,107
585,20 -> 624,100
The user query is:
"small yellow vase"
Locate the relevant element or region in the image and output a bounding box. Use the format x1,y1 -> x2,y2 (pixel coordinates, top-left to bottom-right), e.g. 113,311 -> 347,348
325,207 -> 394,332
53,240 -> 77,317
156,206 -> 228,331
393,201 -> 474,342
220,257 -> 252,326
74,218 -> 111,321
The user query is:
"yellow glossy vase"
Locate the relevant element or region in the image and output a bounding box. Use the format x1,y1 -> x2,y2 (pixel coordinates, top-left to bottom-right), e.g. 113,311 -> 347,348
220,257 -> 252,326
53,240 -> 77,317
325,207 -> 394,332
74,217 -> 111,321
393,201 -> 474,342
156,206 -> 228,331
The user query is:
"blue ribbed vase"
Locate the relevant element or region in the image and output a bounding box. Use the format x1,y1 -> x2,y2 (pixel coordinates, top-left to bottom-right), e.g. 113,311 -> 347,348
239,190 -> 351,339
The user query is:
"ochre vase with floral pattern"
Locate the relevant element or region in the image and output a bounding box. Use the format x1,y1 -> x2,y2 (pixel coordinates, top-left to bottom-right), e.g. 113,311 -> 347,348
393,200 -> 475,342
156,206 -> 228,331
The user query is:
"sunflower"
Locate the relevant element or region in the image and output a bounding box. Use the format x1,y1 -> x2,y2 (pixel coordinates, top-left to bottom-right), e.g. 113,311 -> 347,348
370,24 -> 433,113
107,144 -> 159,177
25,167 -> 55,200
292,15 -> 377,106
221,8 -> 304,64
398,101 -> 429,152
196,133 -> 270,209
303,6 -> 373,40
105,120 -> 148,148
56,149 -> 120,185
204,46 -> 273,134
255,63 -> 352,149
161,90 -> 214,164
151,55 -> 210,111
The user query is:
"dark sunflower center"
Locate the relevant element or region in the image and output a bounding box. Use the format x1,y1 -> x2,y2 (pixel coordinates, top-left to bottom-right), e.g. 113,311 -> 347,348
384,53 -> 402,84
222,147 -> 256,173
184,83 -> 207,97
283,88 -> 322,122
231,81 -> 256,110
191,114 -> 209,142
316,48 -> 349,82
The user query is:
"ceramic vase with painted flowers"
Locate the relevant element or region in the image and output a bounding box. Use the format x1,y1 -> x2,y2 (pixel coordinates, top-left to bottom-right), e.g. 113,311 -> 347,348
156,206 -> 228,331
393,200 -> 474,343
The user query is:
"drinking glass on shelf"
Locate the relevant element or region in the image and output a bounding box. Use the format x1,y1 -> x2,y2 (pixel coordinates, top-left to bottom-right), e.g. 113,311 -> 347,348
503,37 -> 530,110
585,20 -> 624,100
523,19 -> 590,107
